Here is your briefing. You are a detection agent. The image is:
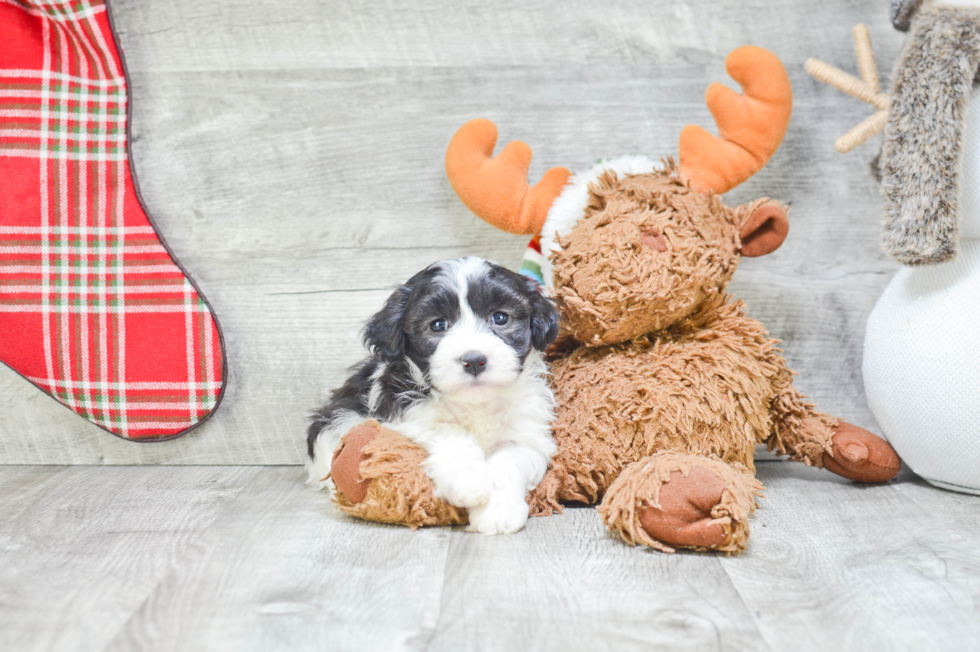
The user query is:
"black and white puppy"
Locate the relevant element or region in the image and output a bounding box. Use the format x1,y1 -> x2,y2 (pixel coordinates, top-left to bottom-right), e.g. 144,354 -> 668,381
306,257 -> 560,535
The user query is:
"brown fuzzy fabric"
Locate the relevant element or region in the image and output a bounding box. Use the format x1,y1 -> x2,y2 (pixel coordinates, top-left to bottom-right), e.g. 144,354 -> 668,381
766,364 -> 838,467
521,168 -> 847,553
597,452 -> 763,554
550,167 -> 741,346
528,292 -> 836,518
881,3 -> 980,265
333,421 -> 467,529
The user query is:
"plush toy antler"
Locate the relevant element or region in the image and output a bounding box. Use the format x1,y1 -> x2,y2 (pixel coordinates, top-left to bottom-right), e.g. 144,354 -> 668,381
805,24 -> 891,153
445,119 -> 572,235
678,46 -> 794,194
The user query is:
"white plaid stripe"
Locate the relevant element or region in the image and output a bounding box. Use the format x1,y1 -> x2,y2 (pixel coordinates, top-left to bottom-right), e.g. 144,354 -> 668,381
0,285 -> 195,295
39,14 -> 56,406
0,128 -> 124,140
69,400 -> 218,411
0,69 -> 122,86
54,21 -> 75,417
0,245 -> 168,253
0,110 -> 125,121
92,421 -> 211,431
0,150 -> 126,160
0,264 -> 185,274
0,0 -> 105,21
0,88 -> 111,99
0,305 -> 215,313
0,225 -> 156,234
184,282 -> 196,424
25,376 -> 223,390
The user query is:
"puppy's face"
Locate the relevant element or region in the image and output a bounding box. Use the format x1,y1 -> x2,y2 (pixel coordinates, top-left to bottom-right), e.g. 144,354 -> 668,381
364,257 -> 559,403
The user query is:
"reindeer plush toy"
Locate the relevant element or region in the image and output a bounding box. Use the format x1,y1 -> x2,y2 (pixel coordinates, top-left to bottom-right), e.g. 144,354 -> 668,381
328,46 -> 901,552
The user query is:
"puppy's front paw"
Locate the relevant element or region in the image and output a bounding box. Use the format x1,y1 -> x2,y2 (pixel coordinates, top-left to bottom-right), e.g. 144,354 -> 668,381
428,462 -> 493,508
466,490 -> 530,535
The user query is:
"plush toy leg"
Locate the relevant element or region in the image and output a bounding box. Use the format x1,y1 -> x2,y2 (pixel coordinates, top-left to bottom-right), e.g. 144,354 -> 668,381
766,365 -> 901,483
330,420 -> 467,528
598,453 -> 763,553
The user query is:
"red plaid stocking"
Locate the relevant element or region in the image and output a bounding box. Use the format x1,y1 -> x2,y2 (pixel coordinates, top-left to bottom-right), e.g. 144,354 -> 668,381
0,0 -> 226,440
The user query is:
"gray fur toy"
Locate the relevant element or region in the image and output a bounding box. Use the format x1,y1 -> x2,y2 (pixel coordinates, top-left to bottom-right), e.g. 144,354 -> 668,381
881,0 -> 980,264
808,0 -> 980,264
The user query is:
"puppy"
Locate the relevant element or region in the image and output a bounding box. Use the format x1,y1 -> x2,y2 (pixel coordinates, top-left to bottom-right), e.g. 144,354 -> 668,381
306,257 -> 560,535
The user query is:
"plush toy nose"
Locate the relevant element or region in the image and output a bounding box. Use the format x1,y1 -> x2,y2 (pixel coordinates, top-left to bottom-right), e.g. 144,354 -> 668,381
460,351 -> 488,376
640,229 -> 668,252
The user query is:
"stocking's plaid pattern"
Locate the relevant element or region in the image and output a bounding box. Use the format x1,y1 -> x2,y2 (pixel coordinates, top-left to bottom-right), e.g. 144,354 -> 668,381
0,0 -> 225,439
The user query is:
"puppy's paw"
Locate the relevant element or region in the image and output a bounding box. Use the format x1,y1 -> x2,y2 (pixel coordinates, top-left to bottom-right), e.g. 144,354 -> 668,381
466,490 -> 529,535
428,462 -> 493,508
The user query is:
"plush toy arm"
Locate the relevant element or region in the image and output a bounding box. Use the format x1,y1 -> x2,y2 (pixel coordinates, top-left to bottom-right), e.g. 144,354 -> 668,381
765,360 -> 838,468
765,356 -> 901,482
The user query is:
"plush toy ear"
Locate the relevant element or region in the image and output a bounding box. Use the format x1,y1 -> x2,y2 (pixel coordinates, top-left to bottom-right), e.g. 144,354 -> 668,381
891,0 -> 925,32
740,202 -> 789,257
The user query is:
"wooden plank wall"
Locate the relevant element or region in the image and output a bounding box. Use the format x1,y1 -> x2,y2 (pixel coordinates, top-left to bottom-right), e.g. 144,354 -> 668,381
0,0 -> 903,463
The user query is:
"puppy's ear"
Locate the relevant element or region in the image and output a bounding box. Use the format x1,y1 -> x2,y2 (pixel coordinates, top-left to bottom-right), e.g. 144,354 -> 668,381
527,280 -> 560,351
363,284 -> 412,363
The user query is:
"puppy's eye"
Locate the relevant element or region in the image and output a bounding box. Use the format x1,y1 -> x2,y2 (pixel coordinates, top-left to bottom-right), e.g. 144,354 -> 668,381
492,312 -> 509,326
430,318 -> 448,333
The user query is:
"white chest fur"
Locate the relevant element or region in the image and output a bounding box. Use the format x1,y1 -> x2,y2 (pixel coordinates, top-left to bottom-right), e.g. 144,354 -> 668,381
411,395 -> 517,453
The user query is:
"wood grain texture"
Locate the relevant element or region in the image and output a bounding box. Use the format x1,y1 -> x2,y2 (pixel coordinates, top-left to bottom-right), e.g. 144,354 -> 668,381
101,467 -> 453,652
0,466 -> 260,652
0,0 -> 906,463
1,465 -> 977,651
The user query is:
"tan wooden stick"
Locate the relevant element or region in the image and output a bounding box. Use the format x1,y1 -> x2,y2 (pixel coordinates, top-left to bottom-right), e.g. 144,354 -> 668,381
835,110 -> 888,153
806,24 -> 892,154
804,58 -> 889,110
853,24 -> 880,92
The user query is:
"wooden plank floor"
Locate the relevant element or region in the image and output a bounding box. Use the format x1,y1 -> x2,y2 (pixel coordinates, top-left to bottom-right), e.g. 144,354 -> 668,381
1,463 -> 978,651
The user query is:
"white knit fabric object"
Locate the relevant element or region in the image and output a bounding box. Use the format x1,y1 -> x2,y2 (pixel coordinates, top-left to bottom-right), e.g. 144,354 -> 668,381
863,85 -> 980,494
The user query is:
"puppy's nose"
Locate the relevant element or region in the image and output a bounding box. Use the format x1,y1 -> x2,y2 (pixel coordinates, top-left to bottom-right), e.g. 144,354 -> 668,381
460,351 -> 488,377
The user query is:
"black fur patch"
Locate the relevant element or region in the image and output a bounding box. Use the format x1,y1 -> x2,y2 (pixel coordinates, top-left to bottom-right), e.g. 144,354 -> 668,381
467,262 -> 559,361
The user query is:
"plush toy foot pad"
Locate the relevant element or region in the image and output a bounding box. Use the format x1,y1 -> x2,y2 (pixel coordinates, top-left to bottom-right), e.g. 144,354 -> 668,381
331,420 -> 467,529
638,468 -> 728,549
823,422 -> 902,483
599,453 -> 763,553
0,1 -> 225,440
331,422 -> 379,503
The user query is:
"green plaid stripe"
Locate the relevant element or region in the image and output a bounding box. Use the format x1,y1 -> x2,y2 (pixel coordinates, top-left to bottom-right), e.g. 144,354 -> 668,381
0,78 -> 126,158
